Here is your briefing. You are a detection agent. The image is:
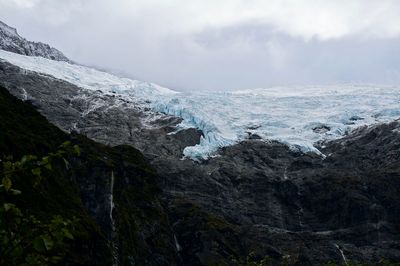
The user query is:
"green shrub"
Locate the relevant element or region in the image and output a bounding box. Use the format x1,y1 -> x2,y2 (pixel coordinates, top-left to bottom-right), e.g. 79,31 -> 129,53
0,142 -> 80,265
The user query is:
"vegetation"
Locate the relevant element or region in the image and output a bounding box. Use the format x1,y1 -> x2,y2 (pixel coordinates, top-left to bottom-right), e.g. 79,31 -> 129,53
231,252 -> 270,266
231,252 -> 303,266
0,142 -> 81,265
0,86 -> 176,264
0,87 -> 112,265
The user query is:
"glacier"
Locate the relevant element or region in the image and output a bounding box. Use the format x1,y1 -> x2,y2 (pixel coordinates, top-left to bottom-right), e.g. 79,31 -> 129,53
0,49 -> 399,160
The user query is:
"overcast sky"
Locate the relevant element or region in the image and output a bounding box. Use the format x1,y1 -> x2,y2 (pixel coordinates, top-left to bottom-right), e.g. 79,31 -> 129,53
1,0 -> 400,91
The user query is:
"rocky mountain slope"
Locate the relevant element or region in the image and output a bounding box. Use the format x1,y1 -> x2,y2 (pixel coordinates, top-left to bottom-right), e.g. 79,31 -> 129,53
0,21 -> 400,265
0,21 -> 69,62
1,58 -> 400,265
0,85 -> 183,265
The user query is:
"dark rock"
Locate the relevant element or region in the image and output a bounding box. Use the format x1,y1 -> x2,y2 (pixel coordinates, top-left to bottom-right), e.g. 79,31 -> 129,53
247,124 -> 261,130
1,59 -> 400,265
349,115 -> 364,121
247,132 -> 262,139
313,125 -> 331,133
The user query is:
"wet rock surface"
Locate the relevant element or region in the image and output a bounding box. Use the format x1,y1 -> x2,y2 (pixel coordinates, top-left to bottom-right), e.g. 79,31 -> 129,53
1,60 -> 400,265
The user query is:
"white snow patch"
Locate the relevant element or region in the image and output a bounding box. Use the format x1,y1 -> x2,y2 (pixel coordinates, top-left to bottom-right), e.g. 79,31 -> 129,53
0,50 -> 177,99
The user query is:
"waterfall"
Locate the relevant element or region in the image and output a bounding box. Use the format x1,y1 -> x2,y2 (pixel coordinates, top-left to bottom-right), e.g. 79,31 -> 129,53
334,244 -> 348,266
296,184 -> 304,229
21,88 -> 28,101
174,235 -> 182,252
110,171 -> 116,229
283,167 -> 288,180
110,171 -> 118,266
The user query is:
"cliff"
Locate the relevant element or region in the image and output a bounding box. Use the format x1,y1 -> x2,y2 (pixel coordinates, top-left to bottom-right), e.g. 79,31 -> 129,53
0,59 -> 399,265
0,86 -> 180,265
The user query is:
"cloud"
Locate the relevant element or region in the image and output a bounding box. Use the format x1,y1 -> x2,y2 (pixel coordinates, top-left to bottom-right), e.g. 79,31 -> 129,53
0,0 -> 84,25
92,0 -> 400,40
0,0 -> 40,8
0,0 -> 400,90
4,0 -> 400,39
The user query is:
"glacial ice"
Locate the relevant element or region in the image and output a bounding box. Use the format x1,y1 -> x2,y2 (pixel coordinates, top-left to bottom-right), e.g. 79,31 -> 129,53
0,49 -> 399,160
151,87 -> 400,159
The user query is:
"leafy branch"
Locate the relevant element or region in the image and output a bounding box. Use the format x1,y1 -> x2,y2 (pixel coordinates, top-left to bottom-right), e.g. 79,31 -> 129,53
0,141 -> 81,266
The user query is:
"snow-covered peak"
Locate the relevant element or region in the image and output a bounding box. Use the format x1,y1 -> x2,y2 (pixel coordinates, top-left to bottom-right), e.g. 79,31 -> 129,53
0,21 -> 18,36
0,20 -> 69,62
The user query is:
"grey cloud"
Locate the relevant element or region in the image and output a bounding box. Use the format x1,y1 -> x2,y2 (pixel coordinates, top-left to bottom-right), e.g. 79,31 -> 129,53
1,0 -> 400,91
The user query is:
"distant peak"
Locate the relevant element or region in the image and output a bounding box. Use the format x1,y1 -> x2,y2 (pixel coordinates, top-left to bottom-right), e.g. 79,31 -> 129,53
0,20 -> 70,62
0,21 -> 18,36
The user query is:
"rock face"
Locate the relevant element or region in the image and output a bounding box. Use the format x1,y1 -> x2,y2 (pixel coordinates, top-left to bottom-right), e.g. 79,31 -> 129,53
155,125 -> 400,265
1,59 -> 400,265
0,86 -> 182,265
0,21 -> 69,62
0,60 -> 202,158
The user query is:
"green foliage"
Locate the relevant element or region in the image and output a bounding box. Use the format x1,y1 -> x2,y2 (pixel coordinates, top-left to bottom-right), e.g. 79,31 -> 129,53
231,253 -> 297,266
0,204 -> 78,266
324,262 -> 338,266
0,87 -> 114,265
231,252 -> 270,266
0,142 -> 81,265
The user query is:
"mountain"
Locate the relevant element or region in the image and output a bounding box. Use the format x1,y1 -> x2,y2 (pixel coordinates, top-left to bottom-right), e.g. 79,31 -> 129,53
0,20 -> 69,62
0,22 -> 400,265
0,49 -> 399,161
0,85 -> 182,265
